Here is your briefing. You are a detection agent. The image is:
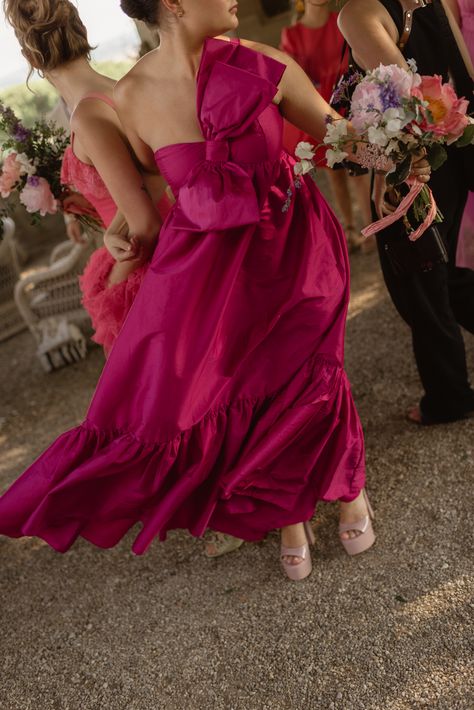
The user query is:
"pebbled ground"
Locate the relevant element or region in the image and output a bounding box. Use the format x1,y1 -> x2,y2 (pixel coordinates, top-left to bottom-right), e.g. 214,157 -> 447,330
0,232 -> 473,710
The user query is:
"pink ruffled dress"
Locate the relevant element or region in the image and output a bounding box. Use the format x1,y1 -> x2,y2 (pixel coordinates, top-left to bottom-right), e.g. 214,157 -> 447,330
456,0 -> 474,270
61,93 -> 171,355
0,39 -> 366,554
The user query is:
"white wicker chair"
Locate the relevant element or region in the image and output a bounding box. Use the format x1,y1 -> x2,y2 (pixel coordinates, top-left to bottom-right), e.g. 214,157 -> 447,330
0,217 -> 27,343
14,237 -> 96,333
14,226 -> 103,370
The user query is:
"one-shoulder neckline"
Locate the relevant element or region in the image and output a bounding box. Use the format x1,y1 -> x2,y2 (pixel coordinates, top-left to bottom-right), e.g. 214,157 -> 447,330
154,37 -> 235,159
153,36 -> 285,160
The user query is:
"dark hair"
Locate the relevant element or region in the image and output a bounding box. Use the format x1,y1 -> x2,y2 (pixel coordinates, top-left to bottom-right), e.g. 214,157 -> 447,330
120,0 -> 160,25
4,0 -> 93,80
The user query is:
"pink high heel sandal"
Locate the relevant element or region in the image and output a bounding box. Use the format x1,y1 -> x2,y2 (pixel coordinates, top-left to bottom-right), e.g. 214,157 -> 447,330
280,521 -> 316,581
339,489 -> 375,556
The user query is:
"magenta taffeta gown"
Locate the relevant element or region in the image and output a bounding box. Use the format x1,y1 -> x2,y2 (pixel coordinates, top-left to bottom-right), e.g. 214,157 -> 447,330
0,38 -> 365,554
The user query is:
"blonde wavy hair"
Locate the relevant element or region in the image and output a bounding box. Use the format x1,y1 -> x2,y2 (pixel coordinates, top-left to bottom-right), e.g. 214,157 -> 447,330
3,0 -> 94,81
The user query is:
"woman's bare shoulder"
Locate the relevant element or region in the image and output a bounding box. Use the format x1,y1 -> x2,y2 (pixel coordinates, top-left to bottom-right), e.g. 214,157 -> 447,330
114,49 -> 162,105
339,0 -> 399,43
70,96 -> 118,136
339,0 -> 394,31
238,38 -> 292,67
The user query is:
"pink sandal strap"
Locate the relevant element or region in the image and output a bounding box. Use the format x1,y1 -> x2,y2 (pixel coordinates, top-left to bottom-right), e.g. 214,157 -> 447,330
280,544 -> 308,560
338,516 -> 370,535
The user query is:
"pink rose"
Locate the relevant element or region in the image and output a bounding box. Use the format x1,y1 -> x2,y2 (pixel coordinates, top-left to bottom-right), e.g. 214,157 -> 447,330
0,152 -> 22,198
413,75 -> 469,141
19,176 -> 57,216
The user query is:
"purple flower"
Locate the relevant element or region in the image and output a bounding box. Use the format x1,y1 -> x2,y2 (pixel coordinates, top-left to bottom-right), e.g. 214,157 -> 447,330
325,114 -> 334,125
349,72 -> 363,86
14,125 -> 30,142
28,175 -> 40,187
379,81 -> 401,111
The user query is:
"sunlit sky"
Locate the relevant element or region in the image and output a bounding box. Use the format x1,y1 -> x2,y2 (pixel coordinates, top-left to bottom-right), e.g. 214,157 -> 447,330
0,0 -> 138,87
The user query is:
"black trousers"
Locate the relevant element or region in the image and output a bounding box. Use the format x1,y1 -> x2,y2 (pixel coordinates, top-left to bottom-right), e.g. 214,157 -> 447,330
375,152 -> 474,422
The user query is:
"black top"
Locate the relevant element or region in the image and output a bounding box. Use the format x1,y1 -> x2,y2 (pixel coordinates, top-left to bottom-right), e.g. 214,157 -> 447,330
378,0 -> 449,79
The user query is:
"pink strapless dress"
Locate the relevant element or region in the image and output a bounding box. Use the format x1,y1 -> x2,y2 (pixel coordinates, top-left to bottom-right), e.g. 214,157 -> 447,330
61,131 -> 171,355
0,38 -> 365,554
456,0 -> 474,270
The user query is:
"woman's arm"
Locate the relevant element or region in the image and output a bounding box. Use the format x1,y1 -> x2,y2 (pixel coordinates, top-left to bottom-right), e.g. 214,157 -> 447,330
444,0 -> 461,26
71,100 -> 161,251
338,0 -> 409,71
338,0 -> 473,78
441,0 -> 474,78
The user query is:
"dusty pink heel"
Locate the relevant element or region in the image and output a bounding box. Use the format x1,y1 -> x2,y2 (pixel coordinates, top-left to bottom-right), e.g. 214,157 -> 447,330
280,521 -> 316,581
339,490 -> 375,556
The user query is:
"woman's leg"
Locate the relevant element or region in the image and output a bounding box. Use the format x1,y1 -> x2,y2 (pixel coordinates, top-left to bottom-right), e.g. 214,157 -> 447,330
339,490 -> 371,540
351,172 -> 377,253
351,172 -> 372,227
281,523 -> 308,565
327,169 -> 364,251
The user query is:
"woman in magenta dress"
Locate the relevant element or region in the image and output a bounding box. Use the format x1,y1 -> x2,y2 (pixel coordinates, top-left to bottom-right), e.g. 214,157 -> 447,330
0,0 -> 431,581
446,0 -> 474,271
280,0 -> 373,251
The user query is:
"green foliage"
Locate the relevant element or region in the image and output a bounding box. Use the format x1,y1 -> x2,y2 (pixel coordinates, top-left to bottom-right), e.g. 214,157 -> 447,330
455,123 -> 474,148
427,143 -> 448,171
0,60 -> 135,127
0,82 -> 58,127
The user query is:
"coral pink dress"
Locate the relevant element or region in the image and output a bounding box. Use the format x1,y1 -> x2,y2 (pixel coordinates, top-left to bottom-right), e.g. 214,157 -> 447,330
61,93 -> 171,354
0,39 -> 365,554
456,0 -> 474,270
280,13 -> 347,163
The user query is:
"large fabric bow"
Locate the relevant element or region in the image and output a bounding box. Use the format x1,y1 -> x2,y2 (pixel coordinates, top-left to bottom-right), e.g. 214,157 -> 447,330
172,43 -> 285,233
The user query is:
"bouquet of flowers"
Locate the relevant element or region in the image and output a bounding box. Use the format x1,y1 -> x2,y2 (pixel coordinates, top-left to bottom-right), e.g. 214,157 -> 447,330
0,101 -> 71,226
297,62 -> 474,241
0,101 -> 102,239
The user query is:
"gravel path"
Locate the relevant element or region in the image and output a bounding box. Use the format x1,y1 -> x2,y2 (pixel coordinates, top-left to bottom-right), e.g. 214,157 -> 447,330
0,249 -> 473,710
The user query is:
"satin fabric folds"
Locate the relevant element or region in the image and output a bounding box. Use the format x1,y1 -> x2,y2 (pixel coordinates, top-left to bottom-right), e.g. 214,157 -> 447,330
0,38 -> 366,554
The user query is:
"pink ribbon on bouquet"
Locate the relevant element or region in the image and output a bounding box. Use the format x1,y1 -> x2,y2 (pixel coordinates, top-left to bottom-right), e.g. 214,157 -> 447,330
362,179 -> 438,242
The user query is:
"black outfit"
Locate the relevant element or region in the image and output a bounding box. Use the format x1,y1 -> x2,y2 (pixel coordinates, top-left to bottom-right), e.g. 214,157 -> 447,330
374,0 -> 474,422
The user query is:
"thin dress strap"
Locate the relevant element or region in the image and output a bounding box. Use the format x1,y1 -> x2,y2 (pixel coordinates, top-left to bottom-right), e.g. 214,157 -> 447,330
75,92 -> 116,111
70,92 -> 116,150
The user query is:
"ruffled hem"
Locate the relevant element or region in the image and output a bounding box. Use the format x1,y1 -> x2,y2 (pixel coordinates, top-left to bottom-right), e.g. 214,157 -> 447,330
0,354 -> 365,554
79,248 -> 147,355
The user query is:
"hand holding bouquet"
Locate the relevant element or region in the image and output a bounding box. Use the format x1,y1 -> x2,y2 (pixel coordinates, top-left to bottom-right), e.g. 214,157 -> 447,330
297,62 -> 474,241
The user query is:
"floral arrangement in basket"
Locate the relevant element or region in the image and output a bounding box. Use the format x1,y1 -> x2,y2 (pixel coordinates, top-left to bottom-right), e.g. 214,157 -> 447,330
0,101 -> 100,237
296,62 -> 474,241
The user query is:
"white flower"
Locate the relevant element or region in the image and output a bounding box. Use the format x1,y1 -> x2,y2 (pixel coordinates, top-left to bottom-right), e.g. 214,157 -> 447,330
368,125 -> 389,147
15,152 -> 36,176
383,107 -> 411,133
324,118 -> 350,145
407,58 -> 418,73
294,159 -> 314,176
383,107 -> 403,121
385,118 -> 403,136
295,141 -> 315,160
326,148 -> 348,169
